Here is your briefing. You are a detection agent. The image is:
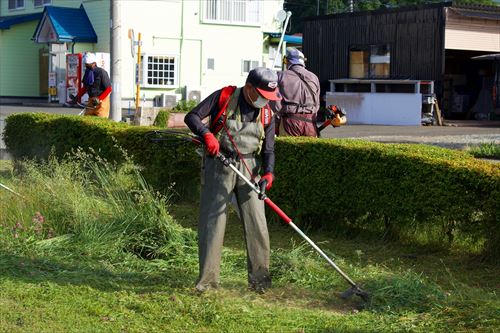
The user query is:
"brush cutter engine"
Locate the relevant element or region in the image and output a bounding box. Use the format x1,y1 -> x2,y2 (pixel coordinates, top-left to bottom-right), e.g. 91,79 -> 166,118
317,105 -> 347,133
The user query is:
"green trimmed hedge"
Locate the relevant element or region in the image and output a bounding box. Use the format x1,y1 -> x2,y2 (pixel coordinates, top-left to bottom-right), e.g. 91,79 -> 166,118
4,113 -> 200,197
272,137 -> 499,258
4,113 -> 500,258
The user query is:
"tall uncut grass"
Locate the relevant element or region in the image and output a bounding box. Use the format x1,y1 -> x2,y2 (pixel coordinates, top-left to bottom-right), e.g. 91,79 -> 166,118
0,149 -> 197,264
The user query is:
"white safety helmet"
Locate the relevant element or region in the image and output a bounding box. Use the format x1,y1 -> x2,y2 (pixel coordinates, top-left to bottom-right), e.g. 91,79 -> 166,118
83,52 -> 97,65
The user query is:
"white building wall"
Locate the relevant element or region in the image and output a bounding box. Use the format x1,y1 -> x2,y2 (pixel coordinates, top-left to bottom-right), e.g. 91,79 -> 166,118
119,0 -> 283,105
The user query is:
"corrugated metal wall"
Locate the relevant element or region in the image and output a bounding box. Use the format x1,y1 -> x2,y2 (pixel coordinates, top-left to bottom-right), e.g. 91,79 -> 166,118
303,5 -> 445,87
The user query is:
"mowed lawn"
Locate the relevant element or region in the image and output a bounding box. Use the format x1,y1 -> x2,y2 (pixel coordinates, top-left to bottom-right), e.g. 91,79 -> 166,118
0,159 -> 498,332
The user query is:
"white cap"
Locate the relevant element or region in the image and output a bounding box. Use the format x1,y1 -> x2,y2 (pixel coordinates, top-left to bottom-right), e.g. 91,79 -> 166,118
83,52 -> 96,65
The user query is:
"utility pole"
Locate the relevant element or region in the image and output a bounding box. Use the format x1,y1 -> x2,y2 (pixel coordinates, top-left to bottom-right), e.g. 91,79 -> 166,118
110,0 -> 122,122
135,32 -> 142,115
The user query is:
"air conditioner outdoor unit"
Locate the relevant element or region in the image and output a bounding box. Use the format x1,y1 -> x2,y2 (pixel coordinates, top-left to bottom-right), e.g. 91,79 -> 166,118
185,87 -> 202,103
154,94 -> 178,108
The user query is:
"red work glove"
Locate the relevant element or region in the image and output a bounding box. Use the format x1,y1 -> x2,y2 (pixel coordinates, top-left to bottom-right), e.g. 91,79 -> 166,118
202,132 -> 220,156
259,173 -> 274,191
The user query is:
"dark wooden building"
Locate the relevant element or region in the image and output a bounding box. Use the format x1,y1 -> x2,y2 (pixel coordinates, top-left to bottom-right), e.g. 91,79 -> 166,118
303,2 -> 500,119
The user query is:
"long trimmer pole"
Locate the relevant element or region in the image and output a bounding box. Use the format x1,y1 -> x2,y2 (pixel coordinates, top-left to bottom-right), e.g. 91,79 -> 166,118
216,152 -> 362,292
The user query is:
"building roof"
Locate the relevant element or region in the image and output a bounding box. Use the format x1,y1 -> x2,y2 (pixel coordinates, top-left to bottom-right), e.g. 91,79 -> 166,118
32,5 -> 97,43
0,13 -> 43,30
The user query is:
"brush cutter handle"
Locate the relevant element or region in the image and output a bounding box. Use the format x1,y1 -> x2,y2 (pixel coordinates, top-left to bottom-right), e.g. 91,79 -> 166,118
258,180 -> 267,200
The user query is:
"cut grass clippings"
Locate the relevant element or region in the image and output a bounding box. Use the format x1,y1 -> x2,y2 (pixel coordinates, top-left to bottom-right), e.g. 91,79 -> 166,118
0,156 -> 498,332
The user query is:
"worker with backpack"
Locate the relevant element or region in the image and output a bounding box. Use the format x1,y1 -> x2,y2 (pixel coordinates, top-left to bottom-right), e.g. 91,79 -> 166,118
184,67 -> 281,293
271,47 -> 321,137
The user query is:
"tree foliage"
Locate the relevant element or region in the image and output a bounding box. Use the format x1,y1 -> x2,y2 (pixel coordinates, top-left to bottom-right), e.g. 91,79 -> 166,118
284,0 -> 498,33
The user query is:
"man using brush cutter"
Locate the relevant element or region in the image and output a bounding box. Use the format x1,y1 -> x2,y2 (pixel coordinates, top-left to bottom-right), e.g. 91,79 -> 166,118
270,47 -> 347,137
184,67 -> 281,293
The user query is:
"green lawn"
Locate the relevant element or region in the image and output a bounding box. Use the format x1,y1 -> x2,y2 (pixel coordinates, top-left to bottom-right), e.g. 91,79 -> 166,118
0,158 -> 498,332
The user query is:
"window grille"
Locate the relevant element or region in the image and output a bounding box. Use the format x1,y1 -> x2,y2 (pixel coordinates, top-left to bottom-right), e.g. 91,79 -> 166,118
204,0 -> 261,26
141,55 -> 178,88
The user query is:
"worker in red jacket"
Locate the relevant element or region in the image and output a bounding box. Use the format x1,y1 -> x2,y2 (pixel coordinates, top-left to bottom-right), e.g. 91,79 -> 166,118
72,52 -> 112,118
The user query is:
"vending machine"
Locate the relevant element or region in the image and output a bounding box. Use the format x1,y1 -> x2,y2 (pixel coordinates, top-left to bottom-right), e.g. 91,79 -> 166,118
66,53 -> 82,103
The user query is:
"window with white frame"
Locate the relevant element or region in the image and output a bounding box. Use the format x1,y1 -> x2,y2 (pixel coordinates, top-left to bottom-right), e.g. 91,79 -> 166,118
141,55 -> 178,88
8,0 -> 25,10
34,0 -> 52,7
242,60 -> 259,74
204,0 -> 261,26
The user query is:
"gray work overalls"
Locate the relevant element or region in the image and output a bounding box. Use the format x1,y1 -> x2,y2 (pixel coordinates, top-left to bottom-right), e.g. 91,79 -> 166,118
196,88 -> 271,292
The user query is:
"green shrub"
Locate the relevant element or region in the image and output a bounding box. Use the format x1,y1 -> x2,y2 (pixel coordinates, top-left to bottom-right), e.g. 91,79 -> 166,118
271,137 -> 500,259
4,113 -> 500,258
173,99 -> 198,113
153,109 -> 170,128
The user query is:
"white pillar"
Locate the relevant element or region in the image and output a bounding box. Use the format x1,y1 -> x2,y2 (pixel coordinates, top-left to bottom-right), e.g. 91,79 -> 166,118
110,0 -> 122,122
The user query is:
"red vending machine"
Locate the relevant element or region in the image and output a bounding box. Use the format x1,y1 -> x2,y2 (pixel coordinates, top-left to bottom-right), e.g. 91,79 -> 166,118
66,53 -> 82,103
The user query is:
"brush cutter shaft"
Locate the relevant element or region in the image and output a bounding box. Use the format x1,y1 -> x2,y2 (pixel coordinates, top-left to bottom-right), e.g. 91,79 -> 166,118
218,153 -> 359,289
223,156 -> 261,191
